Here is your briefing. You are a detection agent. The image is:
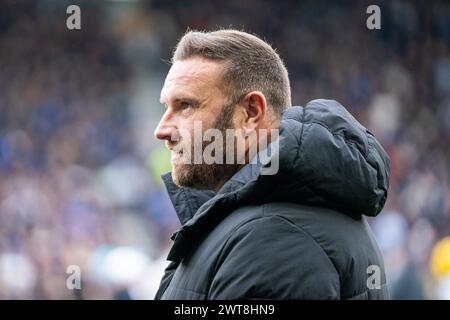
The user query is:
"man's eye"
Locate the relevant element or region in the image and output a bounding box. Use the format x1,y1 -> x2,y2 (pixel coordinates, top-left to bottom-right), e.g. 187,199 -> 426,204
180,101 -> 192,109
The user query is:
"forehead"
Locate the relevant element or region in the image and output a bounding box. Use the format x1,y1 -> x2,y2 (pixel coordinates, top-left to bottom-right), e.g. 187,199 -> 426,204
160,56 -> 225,103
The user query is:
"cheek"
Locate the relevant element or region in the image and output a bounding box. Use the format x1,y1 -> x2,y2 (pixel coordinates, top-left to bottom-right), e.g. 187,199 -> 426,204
231,106 -> 245,128
175,108 -> 224,145
182,112 -> 214,138
196,108 -> 217,126
172,117 -> 194,143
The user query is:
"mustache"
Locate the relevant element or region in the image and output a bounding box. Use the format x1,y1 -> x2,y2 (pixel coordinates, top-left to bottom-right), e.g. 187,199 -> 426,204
166,140 -> 184,152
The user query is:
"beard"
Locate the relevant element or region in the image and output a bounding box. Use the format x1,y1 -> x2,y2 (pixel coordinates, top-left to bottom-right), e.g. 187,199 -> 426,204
170,102 -> 243,191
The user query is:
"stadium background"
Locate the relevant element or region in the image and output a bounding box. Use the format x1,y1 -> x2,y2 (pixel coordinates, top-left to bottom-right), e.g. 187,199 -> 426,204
0,0 -> 449,299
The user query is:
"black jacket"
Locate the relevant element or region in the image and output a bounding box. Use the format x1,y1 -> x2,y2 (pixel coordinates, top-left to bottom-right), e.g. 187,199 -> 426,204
155,99 -> 390,300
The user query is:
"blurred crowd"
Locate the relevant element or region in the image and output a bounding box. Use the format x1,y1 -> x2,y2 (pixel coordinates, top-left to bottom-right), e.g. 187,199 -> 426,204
0,0 -> 449,299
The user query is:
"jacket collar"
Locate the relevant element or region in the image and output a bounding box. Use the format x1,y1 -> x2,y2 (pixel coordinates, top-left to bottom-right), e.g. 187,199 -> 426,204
161,161 -> 264,263
161,150 -> 266,227
161,172 -> 216,226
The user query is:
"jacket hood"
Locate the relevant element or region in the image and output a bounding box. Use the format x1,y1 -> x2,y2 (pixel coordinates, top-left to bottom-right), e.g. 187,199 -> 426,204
264,98 -> 390,217
162,99 -> 390,261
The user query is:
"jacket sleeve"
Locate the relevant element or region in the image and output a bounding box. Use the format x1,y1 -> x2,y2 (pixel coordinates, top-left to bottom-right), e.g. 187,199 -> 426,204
154,261 -> 179,300
208,215 -> 341,299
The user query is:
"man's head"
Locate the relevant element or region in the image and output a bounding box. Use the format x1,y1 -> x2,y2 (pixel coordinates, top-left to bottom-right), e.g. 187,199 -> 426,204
155,29 -> 291,191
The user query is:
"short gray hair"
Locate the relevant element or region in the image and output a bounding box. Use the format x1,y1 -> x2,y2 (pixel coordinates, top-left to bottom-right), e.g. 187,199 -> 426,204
172,29 -> 292,117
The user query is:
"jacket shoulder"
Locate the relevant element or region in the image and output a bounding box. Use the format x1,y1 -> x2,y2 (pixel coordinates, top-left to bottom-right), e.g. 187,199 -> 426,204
215,202 -> 388,299
209,212 -> 341,299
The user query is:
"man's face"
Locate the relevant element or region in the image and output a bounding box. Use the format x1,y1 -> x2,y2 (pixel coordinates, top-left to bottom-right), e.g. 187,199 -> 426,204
155,56 -> 240,191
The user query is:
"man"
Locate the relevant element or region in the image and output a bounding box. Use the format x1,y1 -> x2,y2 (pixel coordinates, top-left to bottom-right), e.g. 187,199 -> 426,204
154,29 -> 390,299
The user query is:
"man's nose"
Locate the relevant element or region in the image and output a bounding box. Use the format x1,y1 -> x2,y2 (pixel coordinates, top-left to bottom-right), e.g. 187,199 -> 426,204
154,112 -> 178,141
154,122 -> 176,141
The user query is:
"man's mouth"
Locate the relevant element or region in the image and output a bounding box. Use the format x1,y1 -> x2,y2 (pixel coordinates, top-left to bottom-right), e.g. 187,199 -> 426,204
171,149 -> 184,162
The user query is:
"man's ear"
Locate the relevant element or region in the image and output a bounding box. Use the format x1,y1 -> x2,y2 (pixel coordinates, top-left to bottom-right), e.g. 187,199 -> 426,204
241,91 -> 267,135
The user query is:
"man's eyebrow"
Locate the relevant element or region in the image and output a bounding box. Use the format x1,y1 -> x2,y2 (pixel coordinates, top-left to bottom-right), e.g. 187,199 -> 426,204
160,95 -> 202,106
175,97 -> 201,105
